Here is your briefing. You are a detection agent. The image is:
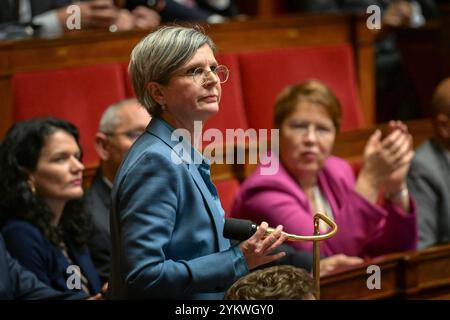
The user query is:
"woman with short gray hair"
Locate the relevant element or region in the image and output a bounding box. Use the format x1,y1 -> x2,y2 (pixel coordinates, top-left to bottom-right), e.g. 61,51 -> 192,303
129,26 -> 216,117
109,26 -> 287,299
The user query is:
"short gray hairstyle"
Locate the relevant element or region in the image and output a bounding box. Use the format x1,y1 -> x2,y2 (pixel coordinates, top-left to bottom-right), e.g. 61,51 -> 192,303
99,98 -> 140,133
129,26 -> 216,117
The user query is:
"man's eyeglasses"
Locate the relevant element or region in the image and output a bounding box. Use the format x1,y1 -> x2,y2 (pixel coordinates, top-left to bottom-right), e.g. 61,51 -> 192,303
103,130 -> 144,141
181,65 -> 229,86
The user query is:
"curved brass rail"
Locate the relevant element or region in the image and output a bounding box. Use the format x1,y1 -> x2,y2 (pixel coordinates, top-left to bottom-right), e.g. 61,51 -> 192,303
268,212 -> 338,241
264,213 -> 338,300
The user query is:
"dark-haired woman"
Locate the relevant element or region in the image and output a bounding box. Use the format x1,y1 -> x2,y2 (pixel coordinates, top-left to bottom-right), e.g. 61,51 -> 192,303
0,118 -> 102,296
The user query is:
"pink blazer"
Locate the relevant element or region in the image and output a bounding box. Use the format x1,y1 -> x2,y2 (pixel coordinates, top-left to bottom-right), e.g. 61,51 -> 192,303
231,156 -> 417,258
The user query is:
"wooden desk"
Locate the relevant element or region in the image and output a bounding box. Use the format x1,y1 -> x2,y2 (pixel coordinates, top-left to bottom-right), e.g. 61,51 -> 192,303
0,12 -> 376,137
321,244 -> 450,300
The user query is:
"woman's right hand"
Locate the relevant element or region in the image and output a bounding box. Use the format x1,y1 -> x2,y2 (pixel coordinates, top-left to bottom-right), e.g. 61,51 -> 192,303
239,222 -> 287,270
361,129 -> 397,183
60,0 -> 119,30
320,254 -> 364,277
357,121 -> 412,203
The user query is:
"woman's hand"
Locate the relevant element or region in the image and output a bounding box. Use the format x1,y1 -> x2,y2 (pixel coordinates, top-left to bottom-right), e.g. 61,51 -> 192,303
382,121 -> 414,196
382,0 -> 413,27
113,9 -> 136,31
356,129 -> 394,202
87,293 -> 103,300
320,254 -> 364,277
77,0 -> 119,29
132,6 -> 161,29
356,121 -> 413,203
239,222 -> 287,270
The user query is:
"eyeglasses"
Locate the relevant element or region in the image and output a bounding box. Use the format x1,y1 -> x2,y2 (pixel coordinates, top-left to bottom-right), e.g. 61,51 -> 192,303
104,130 -> 144,141
287,123 -> 335,139
181,65 -> 229,86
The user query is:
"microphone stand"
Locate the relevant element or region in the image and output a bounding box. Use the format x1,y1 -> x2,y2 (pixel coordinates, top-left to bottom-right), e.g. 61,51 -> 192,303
312,213 -> 337,300
313,214 -> 322,299
269,213 -> 337,299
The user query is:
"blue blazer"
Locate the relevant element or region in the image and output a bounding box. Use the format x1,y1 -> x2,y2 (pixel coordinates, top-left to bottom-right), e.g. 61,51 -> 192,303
109,117 -> 248,299
1,219 -> 102,295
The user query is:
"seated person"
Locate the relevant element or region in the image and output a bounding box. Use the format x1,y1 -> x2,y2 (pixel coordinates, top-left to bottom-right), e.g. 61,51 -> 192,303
286,0 -> 440,122
231,80 -> 417,258
0,234 -> 87,300
0,118 -> 103,297
224,265 -> 316,300
407,77 -> 450,249
0,0 -> 161,37
160,0 -> 239,24
85,98 -> 151,282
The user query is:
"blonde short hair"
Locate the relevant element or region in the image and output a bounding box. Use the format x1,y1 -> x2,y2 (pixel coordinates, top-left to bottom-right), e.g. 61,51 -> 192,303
274,80 -> 342,132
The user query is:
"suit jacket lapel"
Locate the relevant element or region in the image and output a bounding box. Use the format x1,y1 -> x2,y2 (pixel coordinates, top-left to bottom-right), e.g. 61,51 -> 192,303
187,163 -> 229,251
147,118 -> 229,251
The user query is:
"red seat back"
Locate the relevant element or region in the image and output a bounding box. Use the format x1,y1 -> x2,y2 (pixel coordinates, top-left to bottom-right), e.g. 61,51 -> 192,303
204,53 -> 248,133
214,178 -> 241,217
121,62 -> 136,98
12,63 -> 127,164
238,45 -> 363,131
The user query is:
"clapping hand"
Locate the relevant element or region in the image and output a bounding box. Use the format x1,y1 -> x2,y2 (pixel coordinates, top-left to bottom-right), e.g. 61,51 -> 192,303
357,121 -> 413,205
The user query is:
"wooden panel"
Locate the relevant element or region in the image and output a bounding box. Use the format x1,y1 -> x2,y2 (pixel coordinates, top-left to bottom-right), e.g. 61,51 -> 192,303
321,253 -> 405,300
405,245 -> 450,299
321,244 -> 450,300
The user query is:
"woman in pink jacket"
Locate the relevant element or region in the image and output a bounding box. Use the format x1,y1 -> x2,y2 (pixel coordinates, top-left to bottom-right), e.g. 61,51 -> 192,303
232,80 -> 417,258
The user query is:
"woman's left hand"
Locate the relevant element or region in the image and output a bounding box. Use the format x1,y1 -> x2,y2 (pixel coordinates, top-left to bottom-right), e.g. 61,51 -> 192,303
239,222 -> 288,270
381,121 -> 414,195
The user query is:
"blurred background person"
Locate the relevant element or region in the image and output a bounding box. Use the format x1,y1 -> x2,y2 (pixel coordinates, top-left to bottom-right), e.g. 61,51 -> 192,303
0,118 -> 103,297
0,0 -> 161,38
407,77 -> 450,249
232,80 -> 417,258
159,0 -> 239,23
285,0 -> 439,122
224,265 -> 316,300
85,98 -> 151,282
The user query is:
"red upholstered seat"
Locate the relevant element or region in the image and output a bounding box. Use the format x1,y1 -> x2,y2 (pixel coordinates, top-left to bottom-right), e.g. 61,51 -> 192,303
349,159 -> 363,177
204,53 -> 248,133
12,63 -> 127,164
214,178 -> 241,217
237,45 -> 364,132
202,54 -> 247,214
121,62 -> 136,98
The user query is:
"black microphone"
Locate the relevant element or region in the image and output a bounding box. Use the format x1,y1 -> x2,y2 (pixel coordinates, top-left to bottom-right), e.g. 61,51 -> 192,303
223,218 -> 258,241
223,218 -> 303,242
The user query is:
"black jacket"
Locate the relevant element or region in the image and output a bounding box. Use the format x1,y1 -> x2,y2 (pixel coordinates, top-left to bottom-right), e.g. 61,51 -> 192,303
0,234 -> 85,300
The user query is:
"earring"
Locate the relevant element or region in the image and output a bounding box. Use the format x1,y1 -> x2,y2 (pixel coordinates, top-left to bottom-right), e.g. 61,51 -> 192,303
161,104 -> 166,111
28,181 -> 36,194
